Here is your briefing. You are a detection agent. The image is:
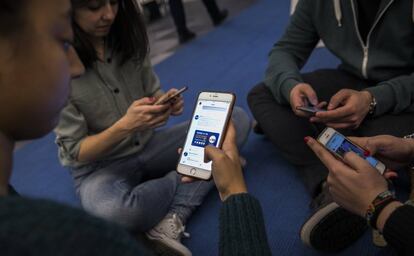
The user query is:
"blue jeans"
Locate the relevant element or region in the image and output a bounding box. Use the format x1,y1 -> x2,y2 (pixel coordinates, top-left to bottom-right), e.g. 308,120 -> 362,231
70,107 -> 251,231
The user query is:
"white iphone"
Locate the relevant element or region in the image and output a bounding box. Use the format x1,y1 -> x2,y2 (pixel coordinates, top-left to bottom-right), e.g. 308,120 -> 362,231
177,91 -> 235,180
317,127 -> 386,174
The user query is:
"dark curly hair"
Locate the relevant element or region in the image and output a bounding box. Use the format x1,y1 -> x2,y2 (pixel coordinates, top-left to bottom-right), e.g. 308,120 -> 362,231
71,0 -> 149,68
0,0 -> 25,36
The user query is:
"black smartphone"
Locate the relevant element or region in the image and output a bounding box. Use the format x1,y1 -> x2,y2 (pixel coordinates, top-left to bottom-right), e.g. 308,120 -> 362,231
296,105 -> 327,114
155,86 -> 188,105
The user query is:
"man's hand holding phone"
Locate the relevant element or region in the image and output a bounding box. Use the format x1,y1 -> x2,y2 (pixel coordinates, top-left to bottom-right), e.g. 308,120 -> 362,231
290,83 -> 326,117
182,122 -> 248,201
310,89 -> 372,129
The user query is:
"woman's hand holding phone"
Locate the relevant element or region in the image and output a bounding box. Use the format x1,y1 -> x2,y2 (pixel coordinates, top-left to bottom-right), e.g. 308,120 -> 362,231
167,88 -> 185,116
349,135 -> 414,170
154,87 -> 186,116
116,97 -> 171,133
182,122 -> 248,201
305,136 -> 389,217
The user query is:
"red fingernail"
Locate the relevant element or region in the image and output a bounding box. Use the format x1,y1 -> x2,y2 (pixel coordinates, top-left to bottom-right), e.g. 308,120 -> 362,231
363,150 -> 370,157
304,136 -> 310,143
387,171 -> 398,179
149,97 -> 155,101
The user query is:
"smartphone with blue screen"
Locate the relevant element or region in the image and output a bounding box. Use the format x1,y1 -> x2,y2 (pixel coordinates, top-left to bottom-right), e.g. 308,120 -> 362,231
176,92 -> 235,180
317,127 -> 386,174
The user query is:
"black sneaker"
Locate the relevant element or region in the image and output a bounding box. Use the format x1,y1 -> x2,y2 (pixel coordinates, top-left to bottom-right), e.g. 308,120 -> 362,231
178,30 -> 196,44
252,120 -> 264,135
300,183 -> 368,252
213,10 -> 228,26
8,184 -> 19,196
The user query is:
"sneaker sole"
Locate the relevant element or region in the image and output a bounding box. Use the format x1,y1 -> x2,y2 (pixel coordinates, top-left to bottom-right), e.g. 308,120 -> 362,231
146,236 -> 190,256
300,202 -> 367,252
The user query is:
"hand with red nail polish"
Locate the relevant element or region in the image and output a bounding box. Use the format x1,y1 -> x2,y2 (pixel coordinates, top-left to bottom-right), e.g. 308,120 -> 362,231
384,170 -> 398,179
306,136 -> 389,217
349,135 -> 414,170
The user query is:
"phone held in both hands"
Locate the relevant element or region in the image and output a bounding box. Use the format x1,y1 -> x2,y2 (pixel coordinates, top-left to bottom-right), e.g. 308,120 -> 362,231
317,127 -> 386,174
296,105 -> 326,114
155,86 -> 188,105
176,92 -> 235,180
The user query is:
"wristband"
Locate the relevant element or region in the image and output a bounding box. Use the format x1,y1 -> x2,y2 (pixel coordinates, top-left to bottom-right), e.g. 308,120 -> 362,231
365,190 -> 397,230
368,95 -> 377,115
403,134 -> 414,170
403,133 -> 414,139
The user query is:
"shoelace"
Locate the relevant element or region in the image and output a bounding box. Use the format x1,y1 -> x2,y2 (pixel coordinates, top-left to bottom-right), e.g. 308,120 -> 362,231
310,182 -> 332,209
167,214 -> 190,240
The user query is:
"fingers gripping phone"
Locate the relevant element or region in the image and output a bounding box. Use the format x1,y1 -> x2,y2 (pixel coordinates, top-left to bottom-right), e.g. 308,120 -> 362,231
177,92 -> 235,180
155,86 -> 188,105
317,127 -> 386,174
296,105 -> 326,114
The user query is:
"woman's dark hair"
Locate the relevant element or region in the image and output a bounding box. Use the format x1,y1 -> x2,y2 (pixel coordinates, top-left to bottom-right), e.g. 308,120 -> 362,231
71,0 -> 149,68
0,0 -> 25,36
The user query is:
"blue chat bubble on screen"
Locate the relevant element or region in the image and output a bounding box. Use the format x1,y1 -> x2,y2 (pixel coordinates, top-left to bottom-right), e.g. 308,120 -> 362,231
191,130 -> 220,148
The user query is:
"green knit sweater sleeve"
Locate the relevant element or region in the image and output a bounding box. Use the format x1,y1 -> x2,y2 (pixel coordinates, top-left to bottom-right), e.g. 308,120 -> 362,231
219,193 -> 271,256
383,204 -> 414,255
0,197 -> 154,256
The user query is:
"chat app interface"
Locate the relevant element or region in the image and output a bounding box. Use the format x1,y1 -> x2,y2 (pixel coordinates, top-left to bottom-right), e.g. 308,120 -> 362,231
180,99 -> 230,171
326,133 -> 378,167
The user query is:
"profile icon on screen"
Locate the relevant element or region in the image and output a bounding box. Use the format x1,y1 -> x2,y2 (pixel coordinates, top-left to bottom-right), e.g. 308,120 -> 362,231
195,115 -> 199,120
208,135 -> 217,144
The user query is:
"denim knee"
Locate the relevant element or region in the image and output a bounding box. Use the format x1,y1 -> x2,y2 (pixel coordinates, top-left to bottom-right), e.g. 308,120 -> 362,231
78,171 -> 179,231
232,106 -> 251,147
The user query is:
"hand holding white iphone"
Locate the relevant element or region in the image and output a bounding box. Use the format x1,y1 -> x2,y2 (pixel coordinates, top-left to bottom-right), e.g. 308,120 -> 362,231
177,91 -> 235,180
317,127 -> 386,174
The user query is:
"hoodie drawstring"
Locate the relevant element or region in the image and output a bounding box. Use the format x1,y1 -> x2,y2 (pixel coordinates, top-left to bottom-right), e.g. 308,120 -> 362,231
412,0 -> 414,22
333,0 -> 342,27
333,0 -> 413,27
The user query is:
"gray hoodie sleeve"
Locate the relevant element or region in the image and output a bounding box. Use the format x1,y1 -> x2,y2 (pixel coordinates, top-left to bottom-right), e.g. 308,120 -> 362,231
365,73 -> 414,117
264,0 -> 319,104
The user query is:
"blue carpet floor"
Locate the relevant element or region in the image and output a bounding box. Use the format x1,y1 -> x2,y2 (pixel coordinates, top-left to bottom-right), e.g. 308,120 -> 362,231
11,0 -> 407,255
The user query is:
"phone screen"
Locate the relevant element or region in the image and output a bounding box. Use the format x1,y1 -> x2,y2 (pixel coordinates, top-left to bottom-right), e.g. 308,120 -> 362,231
326,132 -> 379,167
179,99 -> 231,171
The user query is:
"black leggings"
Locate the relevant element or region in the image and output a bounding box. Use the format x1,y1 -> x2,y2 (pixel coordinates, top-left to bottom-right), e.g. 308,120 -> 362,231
169,0 -> 222,34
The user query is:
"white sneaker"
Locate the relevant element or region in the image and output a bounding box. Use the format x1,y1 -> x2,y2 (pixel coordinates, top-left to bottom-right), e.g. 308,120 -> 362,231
146,213 -> 192,256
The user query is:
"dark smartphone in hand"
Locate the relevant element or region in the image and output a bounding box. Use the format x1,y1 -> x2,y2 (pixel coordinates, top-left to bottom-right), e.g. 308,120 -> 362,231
296,105 -> 327,114
155,86 -> 188,105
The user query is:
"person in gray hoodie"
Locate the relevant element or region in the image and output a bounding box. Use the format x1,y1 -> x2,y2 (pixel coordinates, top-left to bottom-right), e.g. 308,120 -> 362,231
247,0 -> 414,252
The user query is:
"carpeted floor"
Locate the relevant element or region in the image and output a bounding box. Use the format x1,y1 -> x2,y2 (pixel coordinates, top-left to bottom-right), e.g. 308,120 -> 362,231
11,0 -> 407,255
